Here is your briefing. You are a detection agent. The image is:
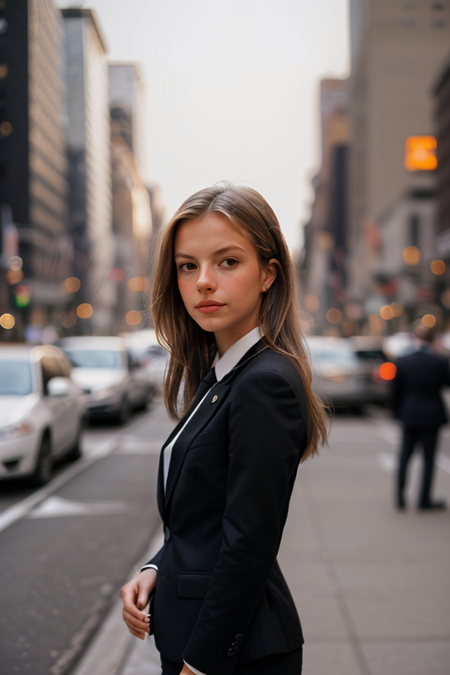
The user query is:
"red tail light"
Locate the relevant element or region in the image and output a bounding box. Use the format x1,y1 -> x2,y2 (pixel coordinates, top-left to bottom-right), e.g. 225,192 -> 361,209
379,362 -> 397,381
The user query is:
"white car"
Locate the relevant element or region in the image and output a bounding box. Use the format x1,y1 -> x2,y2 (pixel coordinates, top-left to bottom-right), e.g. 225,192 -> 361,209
59,336 -> 153,424
0,344 -> 87,485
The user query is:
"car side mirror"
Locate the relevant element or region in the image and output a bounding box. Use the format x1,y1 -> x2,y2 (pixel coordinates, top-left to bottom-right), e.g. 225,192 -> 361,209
47,377 -> 72,397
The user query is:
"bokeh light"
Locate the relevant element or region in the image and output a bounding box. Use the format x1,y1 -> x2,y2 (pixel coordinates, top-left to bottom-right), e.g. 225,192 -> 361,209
126,310 -> 142,326
6,269 -> 23,284
402,246 -> 420,265
430,260 -> 445,275
379,362 -> 397,381
8,256 -> 23,271
0,313 -> 15,329
76,303 -> 93,319
62,277 -> 81,293
380,305 -> 394,320
110,268 -> 126,281
421,314 -> 436,328
304,294 -> 320,313
127,277 -> 146,293
0,120 -> 12,136
326,308 -> 342,325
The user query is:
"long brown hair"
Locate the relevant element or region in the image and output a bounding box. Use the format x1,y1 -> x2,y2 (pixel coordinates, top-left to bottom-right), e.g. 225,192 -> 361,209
151,183 -> 328,459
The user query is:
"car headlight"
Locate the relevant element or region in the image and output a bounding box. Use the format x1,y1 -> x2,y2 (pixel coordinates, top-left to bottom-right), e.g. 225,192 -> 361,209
0,421 -> 33,441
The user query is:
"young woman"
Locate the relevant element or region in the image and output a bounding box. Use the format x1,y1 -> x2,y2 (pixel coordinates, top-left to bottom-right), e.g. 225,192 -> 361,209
121,183 -> 328,675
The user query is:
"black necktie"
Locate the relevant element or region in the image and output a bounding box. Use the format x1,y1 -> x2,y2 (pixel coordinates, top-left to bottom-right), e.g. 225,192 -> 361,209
193,367 -> 217,404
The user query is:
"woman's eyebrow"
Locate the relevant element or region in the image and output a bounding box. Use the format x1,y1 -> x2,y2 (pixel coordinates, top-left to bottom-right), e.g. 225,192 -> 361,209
174,245 -> 245,260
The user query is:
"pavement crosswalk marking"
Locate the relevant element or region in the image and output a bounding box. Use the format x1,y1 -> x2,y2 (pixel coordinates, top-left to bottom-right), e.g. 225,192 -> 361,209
27,496 -> 129,519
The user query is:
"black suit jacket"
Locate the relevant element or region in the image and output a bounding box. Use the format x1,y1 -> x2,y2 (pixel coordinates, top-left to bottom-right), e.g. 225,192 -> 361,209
392,348 -> 450,428
145,341 -> 308,675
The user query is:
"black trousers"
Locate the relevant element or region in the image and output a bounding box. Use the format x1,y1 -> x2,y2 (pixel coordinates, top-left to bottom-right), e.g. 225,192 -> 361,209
161,647 -> 303,675
397,426 -> 439,506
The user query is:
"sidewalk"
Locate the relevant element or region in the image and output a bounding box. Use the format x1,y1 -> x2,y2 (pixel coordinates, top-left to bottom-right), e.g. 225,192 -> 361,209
74,413 -> 450,675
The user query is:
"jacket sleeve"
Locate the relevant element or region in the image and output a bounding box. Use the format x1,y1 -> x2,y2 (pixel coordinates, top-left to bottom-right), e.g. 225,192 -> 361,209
181,368 -> 307,675
142,544 -> 165,571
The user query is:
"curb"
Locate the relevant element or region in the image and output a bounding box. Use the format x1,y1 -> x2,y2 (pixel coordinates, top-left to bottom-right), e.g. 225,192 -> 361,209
71,531 -> 164,675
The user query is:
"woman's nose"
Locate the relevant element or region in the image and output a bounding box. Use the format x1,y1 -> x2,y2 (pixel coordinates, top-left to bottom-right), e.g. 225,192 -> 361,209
197,265 -> 216,292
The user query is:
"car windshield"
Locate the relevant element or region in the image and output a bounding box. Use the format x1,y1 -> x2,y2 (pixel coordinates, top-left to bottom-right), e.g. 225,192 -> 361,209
64,349 -> 122,369
0,361 -> 33,395
354,349 -> 386,360
308,348 -> 356,364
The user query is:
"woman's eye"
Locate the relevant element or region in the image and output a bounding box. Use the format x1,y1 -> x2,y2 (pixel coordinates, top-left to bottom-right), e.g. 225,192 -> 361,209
221,258 -> 238,268
179,262 -> 196,271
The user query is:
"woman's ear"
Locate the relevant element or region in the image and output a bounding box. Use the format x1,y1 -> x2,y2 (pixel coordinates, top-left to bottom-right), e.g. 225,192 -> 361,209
262,258 -> 277,292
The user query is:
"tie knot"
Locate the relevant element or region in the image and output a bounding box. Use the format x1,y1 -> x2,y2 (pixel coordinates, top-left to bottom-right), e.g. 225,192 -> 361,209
203,367 -> 217,386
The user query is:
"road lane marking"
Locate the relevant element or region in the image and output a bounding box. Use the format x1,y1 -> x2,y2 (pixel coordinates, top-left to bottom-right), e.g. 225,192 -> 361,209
115,437 -> 162,455
0,438 -> 119,534
27,496 -> 129,519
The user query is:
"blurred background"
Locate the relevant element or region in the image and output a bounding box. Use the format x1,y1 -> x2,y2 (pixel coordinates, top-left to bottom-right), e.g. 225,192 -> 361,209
1,3 -> 450,675
0,0 -> 450,347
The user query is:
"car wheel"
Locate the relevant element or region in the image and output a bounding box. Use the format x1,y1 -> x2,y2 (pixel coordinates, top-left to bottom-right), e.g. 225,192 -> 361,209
116,398 -> 130,425
31,434 -> 53,486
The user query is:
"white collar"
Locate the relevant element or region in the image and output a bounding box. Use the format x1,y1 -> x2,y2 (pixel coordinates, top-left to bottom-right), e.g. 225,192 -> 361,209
214,327 -> 263,382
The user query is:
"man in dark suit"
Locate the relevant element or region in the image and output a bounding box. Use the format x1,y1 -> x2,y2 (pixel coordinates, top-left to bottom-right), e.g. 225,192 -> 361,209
392,321 -> 450,511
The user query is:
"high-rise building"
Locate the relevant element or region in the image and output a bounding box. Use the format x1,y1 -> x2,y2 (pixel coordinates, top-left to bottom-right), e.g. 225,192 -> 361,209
301,79 -> 349,334
108,61 -> 153,332
0,0 -> 71,339
348,0 -> 450,318
109,62 -> 147,180
62,8 -> 115,334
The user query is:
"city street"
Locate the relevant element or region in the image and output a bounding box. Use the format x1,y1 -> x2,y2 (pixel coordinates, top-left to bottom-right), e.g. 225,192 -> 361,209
1,403 -> 450,675
0,398 -> 174,675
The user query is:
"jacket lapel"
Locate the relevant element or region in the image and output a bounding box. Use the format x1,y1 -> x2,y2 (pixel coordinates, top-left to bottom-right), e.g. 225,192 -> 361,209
161,339 -> 268,517
164,381 -> 230,512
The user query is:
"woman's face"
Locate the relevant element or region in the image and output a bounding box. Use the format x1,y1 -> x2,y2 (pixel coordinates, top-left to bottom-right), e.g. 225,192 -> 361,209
174,213 -> 275,356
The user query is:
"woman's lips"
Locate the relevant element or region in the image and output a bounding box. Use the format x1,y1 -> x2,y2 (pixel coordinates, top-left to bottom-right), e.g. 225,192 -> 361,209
196,303 -> 225,314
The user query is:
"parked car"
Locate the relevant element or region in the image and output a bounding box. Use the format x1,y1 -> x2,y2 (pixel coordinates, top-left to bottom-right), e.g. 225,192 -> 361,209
120,330 -> 168,394
305,336 -> 395,413
59,336 -> 154,423
0,344 -> 87,485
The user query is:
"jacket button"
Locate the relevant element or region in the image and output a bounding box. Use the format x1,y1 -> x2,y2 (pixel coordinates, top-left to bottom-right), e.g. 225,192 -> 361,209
235,634 -> 243,643
164,526 -> 171,541
227,647 -> 237,657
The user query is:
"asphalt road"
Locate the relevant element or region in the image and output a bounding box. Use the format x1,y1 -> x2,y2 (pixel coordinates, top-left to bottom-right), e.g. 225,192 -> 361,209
0,398 -> 174,675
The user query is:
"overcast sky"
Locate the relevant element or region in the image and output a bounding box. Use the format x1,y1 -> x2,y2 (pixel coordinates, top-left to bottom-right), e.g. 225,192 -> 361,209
58,0 -> 349,254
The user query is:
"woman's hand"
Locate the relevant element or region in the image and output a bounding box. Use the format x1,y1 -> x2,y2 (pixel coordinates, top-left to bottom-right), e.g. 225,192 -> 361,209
179,665 -> 196,675
121,568 -> 157,640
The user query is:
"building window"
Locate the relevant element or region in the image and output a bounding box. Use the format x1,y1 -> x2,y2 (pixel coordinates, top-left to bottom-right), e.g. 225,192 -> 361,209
431,18 -> 445,25
431,2 -> 445,9
410,214 -> 420,247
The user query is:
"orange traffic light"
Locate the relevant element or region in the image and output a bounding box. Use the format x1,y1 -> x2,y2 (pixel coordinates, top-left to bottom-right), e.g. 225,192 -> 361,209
404,136 -> 437,171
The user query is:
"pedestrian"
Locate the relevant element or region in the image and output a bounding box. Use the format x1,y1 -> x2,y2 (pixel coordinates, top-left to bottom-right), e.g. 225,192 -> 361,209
121,183 -> 328,674
393,320 -> 450,511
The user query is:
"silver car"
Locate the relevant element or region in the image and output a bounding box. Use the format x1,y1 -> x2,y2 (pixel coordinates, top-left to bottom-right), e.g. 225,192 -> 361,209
305,336 -> 394,413
0,344 -> 87,485
59,336 -> 153,424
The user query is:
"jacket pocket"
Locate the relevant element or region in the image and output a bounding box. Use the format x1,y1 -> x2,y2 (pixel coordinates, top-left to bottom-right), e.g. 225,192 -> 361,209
178,572 -> 212,598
